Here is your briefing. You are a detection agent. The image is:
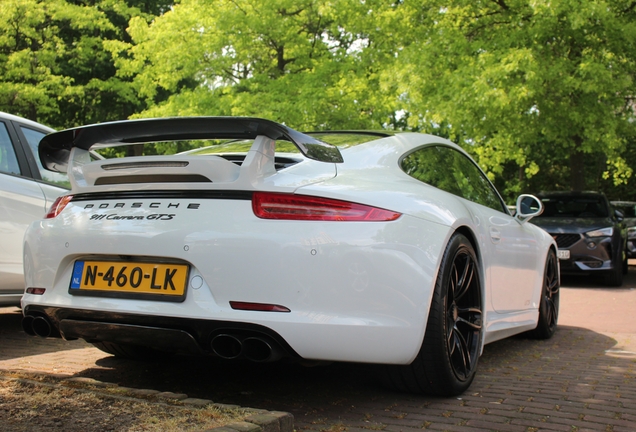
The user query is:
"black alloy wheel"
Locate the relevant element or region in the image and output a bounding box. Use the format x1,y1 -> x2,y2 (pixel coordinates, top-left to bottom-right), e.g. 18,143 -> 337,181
527,249 -> 559,339
382,233 -> 483,396
445,243 -> 483,381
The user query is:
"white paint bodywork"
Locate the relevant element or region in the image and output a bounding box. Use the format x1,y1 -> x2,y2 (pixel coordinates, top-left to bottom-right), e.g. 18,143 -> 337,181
22,132 -> 556,364
0,113 -> 62,306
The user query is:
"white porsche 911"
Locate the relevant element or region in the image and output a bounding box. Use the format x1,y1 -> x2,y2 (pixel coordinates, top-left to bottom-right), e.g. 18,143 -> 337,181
21,117 -> 559,396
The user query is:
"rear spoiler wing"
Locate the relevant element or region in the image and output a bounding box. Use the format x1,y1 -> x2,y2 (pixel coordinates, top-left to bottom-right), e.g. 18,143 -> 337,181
38,117 -> 344,172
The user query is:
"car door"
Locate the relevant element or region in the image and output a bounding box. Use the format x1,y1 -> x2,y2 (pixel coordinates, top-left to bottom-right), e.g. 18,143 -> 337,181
0,117 -> 65,299
471,205 -> 541,312
0,120 -> 47,294
434,149 -> 541,313
401,144 -> 540,313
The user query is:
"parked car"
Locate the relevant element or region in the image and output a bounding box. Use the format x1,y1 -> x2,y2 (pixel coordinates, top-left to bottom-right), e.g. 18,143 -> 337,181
0,112 -> 70,307
611,201 -> 636,259
531,191 -> 626,286
21,117 -> 559,396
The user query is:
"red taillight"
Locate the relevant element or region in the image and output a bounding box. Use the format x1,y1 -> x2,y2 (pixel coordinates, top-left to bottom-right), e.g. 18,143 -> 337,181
252,192 -> 401,221
45,195 -> 73,219
230,301 -> 291,312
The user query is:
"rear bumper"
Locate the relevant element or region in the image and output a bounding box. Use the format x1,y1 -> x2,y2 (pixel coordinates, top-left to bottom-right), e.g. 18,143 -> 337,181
23,210 -> 444,364
23,305 -> 299,362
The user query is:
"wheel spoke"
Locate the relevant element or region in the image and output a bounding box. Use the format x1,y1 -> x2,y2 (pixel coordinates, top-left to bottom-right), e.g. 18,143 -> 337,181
448,326 -> 458,355
454,255 -> 474,301
452,325 -> 472,377
456,316 -> 482,330
546,297 -> 557,325
457,306 -> 482,328
546,306 -> 554,326
449,264 -> 459,303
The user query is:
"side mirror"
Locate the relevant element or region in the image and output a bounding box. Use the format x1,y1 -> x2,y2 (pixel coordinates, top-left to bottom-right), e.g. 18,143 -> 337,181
515,194 -> 543,223
615,209 -> 624,222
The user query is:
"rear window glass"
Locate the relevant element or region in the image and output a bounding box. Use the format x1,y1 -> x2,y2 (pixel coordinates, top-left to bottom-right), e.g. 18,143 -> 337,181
21,126 -> 71,188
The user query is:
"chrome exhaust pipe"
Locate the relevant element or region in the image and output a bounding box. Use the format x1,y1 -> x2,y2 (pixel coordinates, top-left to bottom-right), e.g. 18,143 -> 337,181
242,337 -> 282,362
21,315 -> 36,336
32,316 -> 53,338
210,334 -> 242,359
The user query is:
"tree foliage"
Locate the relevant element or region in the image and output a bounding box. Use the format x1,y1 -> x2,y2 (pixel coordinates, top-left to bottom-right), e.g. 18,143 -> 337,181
1,0 -> 636,200
0,0 -> 167,128
387,0 -> 636,198
108,0 -> 400,130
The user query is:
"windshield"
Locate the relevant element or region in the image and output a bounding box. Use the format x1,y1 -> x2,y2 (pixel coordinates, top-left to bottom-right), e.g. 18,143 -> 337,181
537,196 -> 609,218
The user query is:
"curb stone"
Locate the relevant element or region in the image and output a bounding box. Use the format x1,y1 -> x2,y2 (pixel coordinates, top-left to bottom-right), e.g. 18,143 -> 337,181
0,368 -> 294,432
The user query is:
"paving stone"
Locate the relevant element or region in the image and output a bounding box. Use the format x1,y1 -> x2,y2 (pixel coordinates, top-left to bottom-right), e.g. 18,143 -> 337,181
2,283 -> 636,432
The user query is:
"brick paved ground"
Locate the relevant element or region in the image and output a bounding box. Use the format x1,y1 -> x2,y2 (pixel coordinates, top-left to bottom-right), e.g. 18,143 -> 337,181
2,270 -> 636,432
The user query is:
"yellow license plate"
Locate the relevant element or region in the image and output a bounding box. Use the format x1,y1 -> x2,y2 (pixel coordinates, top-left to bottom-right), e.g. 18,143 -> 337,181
70,260 -> 188,299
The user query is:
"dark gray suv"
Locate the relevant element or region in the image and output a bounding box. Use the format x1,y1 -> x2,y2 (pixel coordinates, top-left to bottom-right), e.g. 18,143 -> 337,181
531,191 -> 626,287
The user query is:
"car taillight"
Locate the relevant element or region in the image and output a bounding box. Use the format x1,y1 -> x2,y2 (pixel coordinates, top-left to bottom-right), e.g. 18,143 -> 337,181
252,192 -> 401,221
45,195 -> 73,219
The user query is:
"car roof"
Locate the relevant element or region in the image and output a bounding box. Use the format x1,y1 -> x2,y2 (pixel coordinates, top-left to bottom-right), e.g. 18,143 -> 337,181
0,111 -> 54,132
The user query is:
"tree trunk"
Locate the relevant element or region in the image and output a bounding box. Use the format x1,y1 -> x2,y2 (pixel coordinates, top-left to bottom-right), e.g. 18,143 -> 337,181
127,144 -> 144,157
569,147 -> 586,191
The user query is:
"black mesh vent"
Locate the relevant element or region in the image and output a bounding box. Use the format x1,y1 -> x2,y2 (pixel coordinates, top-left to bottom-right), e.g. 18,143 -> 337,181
552,233 -> 582,248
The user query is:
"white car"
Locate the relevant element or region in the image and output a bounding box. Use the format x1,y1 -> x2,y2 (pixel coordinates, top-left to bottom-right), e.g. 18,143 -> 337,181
21,117 -> 559,396
0,112 -> 69,307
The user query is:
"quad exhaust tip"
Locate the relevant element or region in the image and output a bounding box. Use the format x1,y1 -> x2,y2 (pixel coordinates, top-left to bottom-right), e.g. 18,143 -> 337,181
210,333 -> 282,362
22,315 -> 58,338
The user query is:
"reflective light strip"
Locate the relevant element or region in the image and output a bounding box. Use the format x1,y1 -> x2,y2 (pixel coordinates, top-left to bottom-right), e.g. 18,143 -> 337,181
230,301 -> 291,313
26,288 -> 46,295
252,192 -> 401,221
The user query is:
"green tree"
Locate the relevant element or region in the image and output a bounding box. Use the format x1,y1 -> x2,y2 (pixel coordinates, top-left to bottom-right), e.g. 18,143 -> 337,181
0,0 -> 168,129
108,0 -> 400,131
386,0 -> 636,199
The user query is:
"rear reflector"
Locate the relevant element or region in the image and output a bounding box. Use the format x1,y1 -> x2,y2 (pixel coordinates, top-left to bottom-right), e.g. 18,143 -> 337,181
45,195 -> 73,219
252,192 -> 401,221
230,301 -> 291,313
26,288 -> 46,295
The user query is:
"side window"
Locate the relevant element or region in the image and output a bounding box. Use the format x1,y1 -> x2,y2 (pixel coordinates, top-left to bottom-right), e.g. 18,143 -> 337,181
20,126 -> 71,188
0,123 -> 21,175
401,145 -> 505,212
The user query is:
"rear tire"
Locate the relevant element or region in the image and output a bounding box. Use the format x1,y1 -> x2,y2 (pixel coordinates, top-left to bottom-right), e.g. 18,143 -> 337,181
383,233 -> 483,396
92,341 -> 171,360
527,249 -> 559,339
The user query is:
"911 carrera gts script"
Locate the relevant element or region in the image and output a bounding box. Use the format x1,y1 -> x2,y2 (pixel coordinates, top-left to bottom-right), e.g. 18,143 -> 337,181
90,214 -> 175,221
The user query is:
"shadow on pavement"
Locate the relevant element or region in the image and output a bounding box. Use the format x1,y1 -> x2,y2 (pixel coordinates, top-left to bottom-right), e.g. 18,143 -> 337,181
2,300 -> 635,430
62,325 -> 635,431
0,307 -> 95,360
